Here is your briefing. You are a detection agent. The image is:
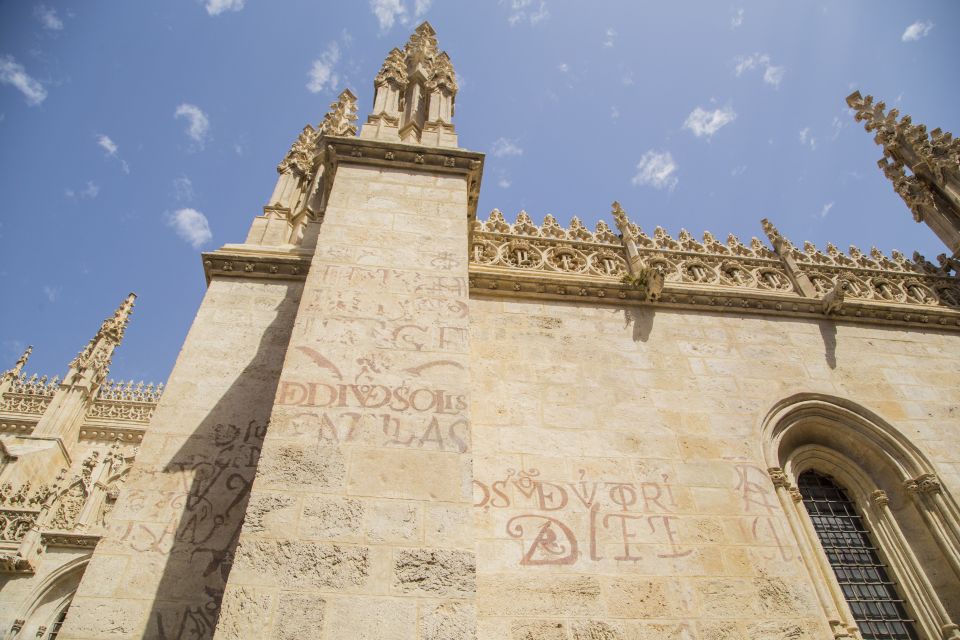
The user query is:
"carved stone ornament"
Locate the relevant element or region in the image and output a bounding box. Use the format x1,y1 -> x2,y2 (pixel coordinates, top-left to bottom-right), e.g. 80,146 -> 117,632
468,205 -> 960,330
767,467 -> 791,489
904,473 -> 942,495
870,489 -> 889,508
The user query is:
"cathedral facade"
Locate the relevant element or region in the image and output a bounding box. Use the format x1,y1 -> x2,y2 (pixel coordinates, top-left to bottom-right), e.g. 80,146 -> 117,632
2,22 -> 960,640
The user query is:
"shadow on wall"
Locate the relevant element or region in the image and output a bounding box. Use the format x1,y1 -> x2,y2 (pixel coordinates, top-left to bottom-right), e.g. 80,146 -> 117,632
143,296 -> 296,639
623,307 -> 655,343
818,320 -> 838,369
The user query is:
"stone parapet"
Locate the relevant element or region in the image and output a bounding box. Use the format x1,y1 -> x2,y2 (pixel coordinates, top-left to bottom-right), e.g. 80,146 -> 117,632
468,205 -> 960,331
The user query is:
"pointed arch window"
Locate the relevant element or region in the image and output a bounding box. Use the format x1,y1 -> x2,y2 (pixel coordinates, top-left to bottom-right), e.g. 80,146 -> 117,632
44,601 -> 70,640
798,470 -> 918,640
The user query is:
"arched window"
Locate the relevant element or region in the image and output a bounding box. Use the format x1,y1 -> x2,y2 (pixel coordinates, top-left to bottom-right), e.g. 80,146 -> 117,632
798,470 -> 918,639
44,600 -> 70,640
762,393 -> 960,640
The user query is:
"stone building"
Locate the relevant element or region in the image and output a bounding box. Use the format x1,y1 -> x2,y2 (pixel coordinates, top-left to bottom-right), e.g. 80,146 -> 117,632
2,21 -> 960,640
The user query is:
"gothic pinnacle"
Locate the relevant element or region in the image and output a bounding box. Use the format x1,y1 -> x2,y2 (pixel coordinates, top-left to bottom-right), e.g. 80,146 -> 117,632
319,89 -> 359,137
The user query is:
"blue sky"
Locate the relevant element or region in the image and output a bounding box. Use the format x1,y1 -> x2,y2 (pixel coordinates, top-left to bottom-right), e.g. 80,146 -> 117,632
1,1 -> 958,383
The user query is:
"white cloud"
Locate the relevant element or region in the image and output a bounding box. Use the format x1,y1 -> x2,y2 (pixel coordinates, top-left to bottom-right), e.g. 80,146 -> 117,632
621,72 -> 634,86
632,150 -> 678,191
173,176 -> 194,202
731,7 -> 744,29
901,20 -> 933,42
557,63 -> 569,73
97,134 -> 130,173
206,0 -> 245,16
498,176 -> 511,189
610,106 -> 620,120
97,134 -> 118,156
43,285 -> 60,303
371,0 -> 406,31
683,106 -> 737,138
0,55 -> 47,106
491,137 -> 523,157
66,181 -> 100,200
414,0 -> 432,16
731,165 -> 747,177
763,65 -> 785,87
507,0 -> 548,26
799,127 -> 817,150
819,201 -> 834,218
603,28 -> 616,48
734,53 -> 785,88
306,42 -> 341,94
167,208 -> 212,248
174,103 -> 210,147
35,5 -> 63,30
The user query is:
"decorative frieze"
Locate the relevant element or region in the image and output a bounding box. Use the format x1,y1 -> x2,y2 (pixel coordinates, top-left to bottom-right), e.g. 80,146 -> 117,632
468,204 -> 960,330
201,250 -> 312,284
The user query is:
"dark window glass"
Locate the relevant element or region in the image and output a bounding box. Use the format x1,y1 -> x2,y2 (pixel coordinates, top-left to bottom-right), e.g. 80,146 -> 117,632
46,604 -> 69,640
798,471 -> 919,640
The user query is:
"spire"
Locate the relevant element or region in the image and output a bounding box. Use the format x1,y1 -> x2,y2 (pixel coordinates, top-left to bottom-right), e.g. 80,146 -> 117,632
361,21 -> 459,148
68,293 -> 136,386
1,345 -> 31,385
319,89 -> 359,137
847,91 -> 960,257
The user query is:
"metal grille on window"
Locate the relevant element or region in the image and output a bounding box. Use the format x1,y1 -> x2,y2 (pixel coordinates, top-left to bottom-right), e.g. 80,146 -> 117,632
45,605 -> 69,640
798,471 -> 919,640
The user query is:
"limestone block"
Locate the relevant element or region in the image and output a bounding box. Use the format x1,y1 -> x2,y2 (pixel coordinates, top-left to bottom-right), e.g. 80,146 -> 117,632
323,596 -> 417,640
348,449 -> 464,502
241,491 -> 299,537
365,499 -> 421,544
601,576 -> 696,618
420,601 -> 476,640
509,620 -> 568,640
300,495 -> 364,541
256,442 -> 345,491
273,592 -> 327,640
477,575 -> 602,617
215,586 -> 274,640
569,620 -> 627,640
230,539 -> 370,590
393,548 -> 475,597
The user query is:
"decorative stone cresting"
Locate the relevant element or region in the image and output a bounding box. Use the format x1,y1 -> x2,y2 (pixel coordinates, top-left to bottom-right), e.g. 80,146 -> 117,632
469,202 -> 960,330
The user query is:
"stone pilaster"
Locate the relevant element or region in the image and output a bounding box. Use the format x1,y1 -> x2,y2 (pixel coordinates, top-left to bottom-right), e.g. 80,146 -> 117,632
213,136 -> 483,639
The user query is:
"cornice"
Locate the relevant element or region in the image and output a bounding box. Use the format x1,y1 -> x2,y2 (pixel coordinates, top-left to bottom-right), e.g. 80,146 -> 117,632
320,135 -> 485,218
468,268 -> 960,331
40,531 -> 101,549
78,424 -> 144,443
201,246 -> 313,286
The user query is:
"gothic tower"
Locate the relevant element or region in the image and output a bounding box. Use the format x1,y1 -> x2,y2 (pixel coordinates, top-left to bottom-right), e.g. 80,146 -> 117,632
56,22 -> 484,639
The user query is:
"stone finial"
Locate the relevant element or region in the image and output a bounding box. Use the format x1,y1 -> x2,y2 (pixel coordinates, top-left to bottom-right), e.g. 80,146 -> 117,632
68,293 -> 136,386
320,89 -> 359,138
375,48 -> 408,87
277,125 -> 319,175
362,21 -> 458,148
761,218 -> 792,256
611,201 -> 630,235
2,345 -> 32,383
847,90 -> 960,257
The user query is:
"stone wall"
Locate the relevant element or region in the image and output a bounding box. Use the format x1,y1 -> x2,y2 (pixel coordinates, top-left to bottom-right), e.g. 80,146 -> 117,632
468,298 -> 960,639
213,164 -> 477,639
58,278 -> 301,639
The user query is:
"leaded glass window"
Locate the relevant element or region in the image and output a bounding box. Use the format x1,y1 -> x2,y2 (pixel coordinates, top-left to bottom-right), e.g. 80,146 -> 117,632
798,470 -> 918,640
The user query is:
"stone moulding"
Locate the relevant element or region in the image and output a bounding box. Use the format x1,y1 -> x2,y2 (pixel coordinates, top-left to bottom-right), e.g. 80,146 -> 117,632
320,135 -> 485,217
39,532 -> 100,549
469,207 -> 960,331
201,249 -> 313,285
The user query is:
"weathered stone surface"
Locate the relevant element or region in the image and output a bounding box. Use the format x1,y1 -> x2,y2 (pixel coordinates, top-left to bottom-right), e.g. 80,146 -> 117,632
257,443 -> 345,490
323,596 -> 417,640
510,620 -> 568,640
215,586 -> 273,640
301,495 -> 364,539
274,592 -> 327,640
420,601 -> 476,640
569,620 -> 625,640
394,548 -> 475,597
231,539 -> 370,589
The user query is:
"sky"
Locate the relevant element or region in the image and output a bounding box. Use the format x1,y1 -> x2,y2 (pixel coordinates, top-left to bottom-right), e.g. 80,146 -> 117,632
1,1 -> 958,384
